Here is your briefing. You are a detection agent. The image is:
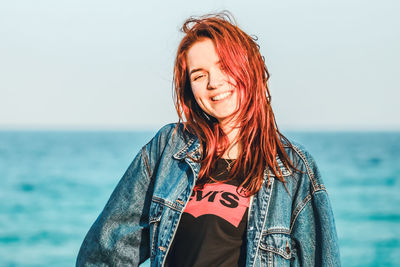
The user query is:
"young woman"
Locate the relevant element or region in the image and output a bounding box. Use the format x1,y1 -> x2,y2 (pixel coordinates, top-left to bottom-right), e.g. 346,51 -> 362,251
77,12 -> 341,267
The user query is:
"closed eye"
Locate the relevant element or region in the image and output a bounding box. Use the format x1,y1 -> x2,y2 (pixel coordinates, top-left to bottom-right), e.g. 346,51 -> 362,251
193,74 -> 206,81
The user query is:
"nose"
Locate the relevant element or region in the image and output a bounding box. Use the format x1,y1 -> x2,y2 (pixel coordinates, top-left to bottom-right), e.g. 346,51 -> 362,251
207,67 -> 224,90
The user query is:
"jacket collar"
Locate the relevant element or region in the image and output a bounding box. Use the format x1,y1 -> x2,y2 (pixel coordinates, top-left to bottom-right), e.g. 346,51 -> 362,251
173,136 -> 201,161
172,136 -> 292,177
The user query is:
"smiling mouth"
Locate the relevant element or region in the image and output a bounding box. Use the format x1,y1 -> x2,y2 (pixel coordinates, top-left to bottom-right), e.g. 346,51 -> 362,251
211,91 -> 232,101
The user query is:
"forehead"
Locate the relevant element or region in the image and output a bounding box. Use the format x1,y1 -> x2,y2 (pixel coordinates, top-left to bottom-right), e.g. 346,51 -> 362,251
186,38 -> 220,70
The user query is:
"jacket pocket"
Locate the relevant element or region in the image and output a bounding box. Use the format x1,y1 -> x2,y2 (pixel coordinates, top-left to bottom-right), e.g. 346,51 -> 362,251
149,201 -> 163,260
258,231 -> 296,266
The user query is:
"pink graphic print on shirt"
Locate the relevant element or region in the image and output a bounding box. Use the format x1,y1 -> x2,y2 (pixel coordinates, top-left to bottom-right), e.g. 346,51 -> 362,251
184,183 -> 250,228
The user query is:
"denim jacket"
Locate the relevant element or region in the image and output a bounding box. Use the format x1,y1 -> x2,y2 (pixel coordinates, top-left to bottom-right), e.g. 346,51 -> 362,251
77,123 -> 341,266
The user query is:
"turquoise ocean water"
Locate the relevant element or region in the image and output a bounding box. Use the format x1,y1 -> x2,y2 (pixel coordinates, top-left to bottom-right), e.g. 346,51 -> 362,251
0,130 -> 399,266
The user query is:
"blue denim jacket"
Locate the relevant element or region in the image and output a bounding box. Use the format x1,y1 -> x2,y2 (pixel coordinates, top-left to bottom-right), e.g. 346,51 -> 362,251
77,123 -> 341,266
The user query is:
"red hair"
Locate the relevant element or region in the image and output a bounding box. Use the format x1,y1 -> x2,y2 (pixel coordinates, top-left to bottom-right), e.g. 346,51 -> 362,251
173,12 -> 295,195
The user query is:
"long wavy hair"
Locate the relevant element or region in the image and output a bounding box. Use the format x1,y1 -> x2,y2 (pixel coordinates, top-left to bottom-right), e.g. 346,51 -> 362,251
173,12 -> 295,196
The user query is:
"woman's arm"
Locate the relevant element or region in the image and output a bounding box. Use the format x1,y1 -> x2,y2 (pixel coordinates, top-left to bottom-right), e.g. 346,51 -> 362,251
290,145 -> 341,266
291,189 -> 341,266
76,145 -> 154,266
76,124 -> 177,266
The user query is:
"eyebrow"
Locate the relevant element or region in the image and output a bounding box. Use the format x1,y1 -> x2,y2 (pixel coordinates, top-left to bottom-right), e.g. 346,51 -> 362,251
189,68 -> 204,77
189,61 -> 221,77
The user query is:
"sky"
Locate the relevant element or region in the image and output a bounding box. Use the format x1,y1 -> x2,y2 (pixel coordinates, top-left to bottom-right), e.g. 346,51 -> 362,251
0,0 -> 399,131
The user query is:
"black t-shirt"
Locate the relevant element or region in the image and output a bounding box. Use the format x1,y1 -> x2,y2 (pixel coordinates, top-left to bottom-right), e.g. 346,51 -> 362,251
166,158 -> 250,267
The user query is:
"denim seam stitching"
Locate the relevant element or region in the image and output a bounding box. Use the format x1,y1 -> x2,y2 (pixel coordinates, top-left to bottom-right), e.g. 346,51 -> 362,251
142,146 -> 152,178
152,196 -> 182,212
290,193 -> 312,233
289,188 -> 326,233
259,229 -> 294,260
251,178 -> 275,267
150,220 -> 160,259
269,251 -> 273,267
268,155 -> 292,177
259,245 -> 292,260
149,215 -> 162,224
173,137 -> 195,159
291,145 -> 318,192
263,228 -> 291,235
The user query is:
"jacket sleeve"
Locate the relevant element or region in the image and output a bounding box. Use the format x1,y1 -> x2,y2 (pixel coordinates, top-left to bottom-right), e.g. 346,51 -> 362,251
76,145 -> 154,267
290,149 -> 341,266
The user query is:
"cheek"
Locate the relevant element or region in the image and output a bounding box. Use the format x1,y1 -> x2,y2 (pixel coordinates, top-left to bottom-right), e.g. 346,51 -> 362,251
190,89 -> 202,109
190,87 -> 210,113
190,83 -> 205,100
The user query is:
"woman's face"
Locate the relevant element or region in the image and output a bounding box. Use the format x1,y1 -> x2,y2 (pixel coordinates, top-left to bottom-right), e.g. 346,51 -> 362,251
186,38 -> 239,127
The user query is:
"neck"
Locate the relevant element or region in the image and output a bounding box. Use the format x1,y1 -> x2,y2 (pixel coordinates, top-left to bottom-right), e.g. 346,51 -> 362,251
221,142 -> 240,159
219,121 -> 240,159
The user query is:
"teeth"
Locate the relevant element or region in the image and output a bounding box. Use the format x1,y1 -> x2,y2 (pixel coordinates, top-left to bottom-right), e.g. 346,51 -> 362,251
212,91 -> 232,101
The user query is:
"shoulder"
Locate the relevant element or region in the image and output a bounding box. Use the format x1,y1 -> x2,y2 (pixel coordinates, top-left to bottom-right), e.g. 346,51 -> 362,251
153,123 -> 179,139
279,139 -> 335,231
150,122 -> 193,144
143,123 -> 195,158
281,138 -> 326,193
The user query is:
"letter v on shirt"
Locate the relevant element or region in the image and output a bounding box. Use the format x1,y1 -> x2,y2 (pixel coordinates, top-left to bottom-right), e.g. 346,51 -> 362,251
185,183 -> 250,227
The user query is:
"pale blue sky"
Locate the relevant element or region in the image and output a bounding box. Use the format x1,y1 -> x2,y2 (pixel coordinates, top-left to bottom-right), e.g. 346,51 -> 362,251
1,0 -> 399,130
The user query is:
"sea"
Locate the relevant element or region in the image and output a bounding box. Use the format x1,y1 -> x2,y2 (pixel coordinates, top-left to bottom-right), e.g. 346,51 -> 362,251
0,130 -> 399,266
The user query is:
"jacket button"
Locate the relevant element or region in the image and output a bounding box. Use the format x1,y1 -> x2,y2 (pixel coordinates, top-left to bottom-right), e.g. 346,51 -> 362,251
285,240 -> 291,254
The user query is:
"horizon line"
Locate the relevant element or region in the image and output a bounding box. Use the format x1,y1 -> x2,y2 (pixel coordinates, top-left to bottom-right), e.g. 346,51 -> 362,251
0,124 -> 399,132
